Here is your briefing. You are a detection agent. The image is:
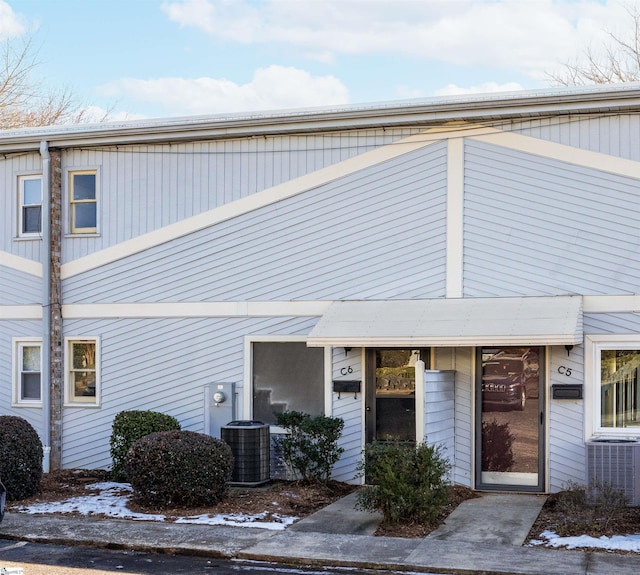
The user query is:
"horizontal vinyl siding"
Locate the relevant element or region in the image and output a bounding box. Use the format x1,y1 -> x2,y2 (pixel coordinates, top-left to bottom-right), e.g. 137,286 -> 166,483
0,266 -> 42,305
61,316 -> 319,470
61,128 -> 421,263
433,348 -> 473,487
63,142 -> 448,304
510,114 -> 640,161
452,349 -> 473,488
464,140 -> 640,296
584,312 -> 640,334
424,373 -> 455,464
548,346 -> 585,491
331,348 -> 363,484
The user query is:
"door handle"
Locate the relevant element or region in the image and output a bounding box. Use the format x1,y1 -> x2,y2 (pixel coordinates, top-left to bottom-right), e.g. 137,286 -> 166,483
540,411 -> 544,425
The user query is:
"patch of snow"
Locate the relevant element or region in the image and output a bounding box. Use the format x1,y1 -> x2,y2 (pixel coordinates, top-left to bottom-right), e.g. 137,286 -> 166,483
527,538 -> 544,546
13,481 -> 298,530
537,530 -> 640,552
175,512 -> 297,530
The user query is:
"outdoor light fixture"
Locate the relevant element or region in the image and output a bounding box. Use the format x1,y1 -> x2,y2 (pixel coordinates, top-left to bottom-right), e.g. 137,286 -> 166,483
564,344 -> 574,357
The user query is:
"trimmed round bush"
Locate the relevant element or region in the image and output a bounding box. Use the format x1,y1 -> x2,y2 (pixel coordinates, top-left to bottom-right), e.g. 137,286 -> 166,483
0,416 -> 43,501
110,410 -> 181,481
124,430 -> 233,507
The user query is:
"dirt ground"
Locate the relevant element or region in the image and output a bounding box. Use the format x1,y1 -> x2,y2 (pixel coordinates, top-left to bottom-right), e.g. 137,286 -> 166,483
525,490 -> 640,544
8,470 -> 476,538
8,469 -> 356,524
8,470 -> 640,542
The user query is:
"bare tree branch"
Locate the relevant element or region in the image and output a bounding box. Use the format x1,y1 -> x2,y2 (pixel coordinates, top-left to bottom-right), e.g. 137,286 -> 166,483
548,4 -> 640,86
0,36 -> 90,129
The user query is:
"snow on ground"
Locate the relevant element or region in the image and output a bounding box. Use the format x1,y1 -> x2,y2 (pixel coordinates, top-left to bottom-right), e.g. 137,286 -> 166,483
529,530 -> 640,552
14,481 -> 298,530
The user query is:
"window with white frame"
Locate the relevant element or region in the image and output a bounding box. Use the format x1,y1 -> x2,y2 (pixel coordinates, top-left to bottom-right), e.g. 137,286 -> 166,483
13,339 -> 42,405
18,175 -> 42,236
252,341 -> 324,425
588,336 -> 640,434
69,170 -> 97,234
65,338 -> 99,405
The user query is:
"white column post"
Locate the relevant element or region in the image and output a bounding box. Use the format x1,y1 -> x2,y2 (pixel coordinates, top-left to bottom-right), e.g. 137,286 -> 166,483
415,359 -> 425,444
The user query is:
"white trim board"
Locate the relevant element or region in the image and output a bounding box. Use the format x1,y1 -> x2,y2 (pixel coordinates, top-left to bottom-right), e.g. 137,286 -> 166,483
583,295 -> 640,313
62,301 -> 332,319
0,251 -> 42,277
446,138 -> 464,298
471,131 -> 640,179
61,295 -> 640,320
0,306 -> 42,319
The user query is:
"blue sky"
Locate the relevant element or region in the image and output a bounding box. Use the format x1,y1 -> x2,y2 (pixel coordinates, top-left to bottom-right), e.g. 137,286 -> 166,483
1,0 -> 638,121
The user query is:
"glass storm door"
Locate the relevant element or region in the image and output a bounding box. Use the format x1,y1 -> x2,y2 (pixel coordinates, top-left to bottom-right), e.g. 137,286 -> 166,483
365,349 -> 427,443
476,346 -> 545,491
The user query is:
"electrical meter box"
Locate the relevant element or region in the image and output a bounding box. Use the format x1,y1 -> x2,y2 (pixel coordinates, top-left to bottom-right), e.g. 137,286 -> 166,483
206,382 -> 236,439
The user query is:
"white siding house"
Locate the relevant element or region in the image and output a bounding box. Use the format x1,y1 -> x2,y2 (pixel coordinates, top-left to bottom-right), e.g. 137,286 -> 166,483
2,86 -> 640,494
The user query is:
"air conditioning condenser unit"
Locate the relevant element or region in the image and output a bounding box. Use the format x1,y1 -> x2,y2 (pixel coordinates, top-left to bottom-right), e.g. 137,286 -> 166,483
586,440 -> 640,506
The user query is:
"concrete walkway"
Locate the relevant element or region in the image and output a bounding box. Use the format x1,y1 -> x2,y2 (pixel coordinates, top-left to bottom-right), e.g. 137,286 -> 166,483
427,492 -> 547,546
1,492 -> 639,575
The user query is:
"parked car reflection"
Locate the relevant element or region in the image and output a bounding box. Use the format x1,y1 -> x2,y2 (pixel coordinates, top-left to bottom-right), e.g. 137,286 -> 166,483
0,478 -> 5,523
481,349 -> 539,411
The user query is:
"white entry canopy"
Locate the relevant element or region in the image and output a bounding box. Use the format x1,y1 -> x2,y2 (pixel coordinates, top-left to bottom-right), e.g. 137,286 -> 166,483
307,296 -> 583,347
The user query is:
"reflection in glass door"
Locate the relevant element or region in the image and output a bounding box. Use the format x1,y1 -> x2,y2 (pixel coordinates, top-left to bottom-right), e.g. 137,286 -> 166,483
365,349 -> 428,443
476,346 -> 545,491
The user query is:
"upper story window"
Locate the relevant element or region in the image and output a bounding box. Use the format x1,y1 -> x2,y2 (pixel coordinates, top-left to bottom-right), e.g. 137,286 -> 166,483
18,175 -> 42,237
587,335 -> 640,436
70,171 -> 97,234
65,338 -> 100,406
13,339 -> 42,406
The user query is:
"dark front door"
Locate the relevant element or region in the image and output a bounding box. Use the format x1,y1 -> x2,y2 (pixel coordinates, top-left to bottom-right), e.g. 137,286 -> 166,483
365,349 -> 428,443
475,346 -> 546,491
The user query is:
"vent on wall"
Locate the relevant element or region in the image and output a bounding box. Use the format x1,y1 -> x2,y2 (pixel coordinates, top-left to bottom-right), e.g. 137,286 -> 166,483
586,441 -> 640,506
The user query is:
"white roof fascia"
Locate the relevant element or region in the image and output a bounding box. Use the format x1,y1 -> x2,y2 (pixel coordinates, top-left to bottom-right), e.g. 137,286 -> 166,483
2,84 -> 640,152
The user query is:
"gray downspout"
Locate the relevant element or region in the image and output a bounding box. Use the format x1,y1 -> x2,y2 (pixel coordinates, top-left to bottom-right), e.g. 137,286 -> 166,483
40,140 -> 51,473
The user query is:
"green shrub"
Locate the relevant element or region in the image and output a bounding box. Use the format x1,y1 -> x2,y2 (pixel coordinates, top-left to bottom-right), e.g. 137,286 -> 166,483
110,410 -> 181,481
124,430 -> 233,507
356,440 -> 450,525
552,480 -> 628,535
274,411 -> 344,483
481,419 -> 515,472
0,416 -> 43,501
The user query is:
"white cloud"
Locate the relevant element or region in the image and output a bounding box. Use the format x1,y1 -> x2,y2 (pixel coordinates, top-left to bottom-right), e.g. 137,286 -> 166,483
161,0 -> 640,80
435,82 -> 524,97
0,0 -> 28,40
97,65 -> 349,115
79,105 -> 147,123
